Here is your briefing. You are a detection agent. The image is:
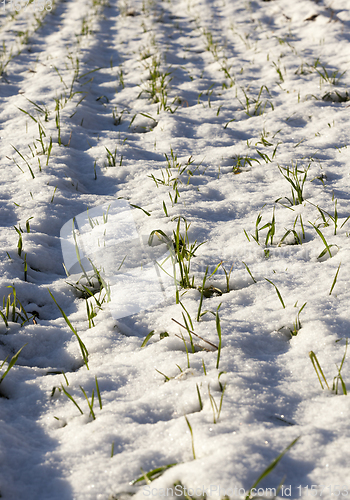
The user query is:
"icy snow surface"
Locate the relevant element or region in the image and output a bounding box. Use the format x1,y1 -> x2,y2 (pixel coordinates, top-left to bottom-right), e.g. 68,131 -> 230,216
1,0 -> 350,498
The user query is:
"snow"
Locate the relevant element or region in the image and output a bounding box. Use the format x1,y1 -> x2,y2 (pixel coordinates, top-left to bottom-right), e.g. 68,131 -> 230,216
1,0 -> 350,498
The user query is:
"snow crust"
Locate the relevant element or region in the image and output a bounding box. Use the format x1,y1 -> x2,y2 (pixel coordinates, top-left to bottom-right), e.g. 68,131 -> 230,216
1,0 -> 350,498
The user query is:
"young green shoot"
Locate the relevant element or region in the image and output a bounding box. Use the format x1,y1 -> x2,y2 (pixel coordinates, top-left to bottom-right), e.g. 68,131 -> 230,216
245,437 -> 300,500
333,340 -> 348,395
180,332 -> 191,369
130,464 -> 178,485
48,289 -> 89,370
181,311 -> 195,353
291,302 -> 307,336
95,376 -> 102,410
2,286 -> 31,325
265,279 -> 285,308
141,330 -> 155,348
278,163 -> 308,205
196,383 -> 203,411
221,262 -> 234,292
23,253 -> 28,281
185,415 -> 196,460
242,261 -> 257,283
208,382 -> 226,424
197,266 -> 208,321
51,186 -> 57,203
329,262 -> 341,296
309,222 -> 336,259
11,145 -> 35,178
60,384 -> 84,415
14,225 -> 23,257
155,368 -> 172,382
309,351 -> 330,390
0,344 -> 27,385
105,147 -> 118,167
216,304 -> 222,369
80,385 -> 96,420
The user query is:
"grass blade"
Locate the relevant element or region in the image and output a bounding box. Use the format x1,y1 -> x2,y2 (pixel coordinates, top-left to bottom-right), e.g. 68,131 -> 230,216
196,383 -> 203,410
80,386 -> 96,420
184,416 -> 196,460
309,351 -> 329,390
141,330 -> 155,348
265,279 -> 285,308
242,261 -> 256,283
329,262 -> 341,295
11,145 -> 35,179
216,304 -> 222,369
245,437 -> 300,499
48,289 -> 89,369
95,376 -> 102,410
130,463 -> 178,485
0,344 -> 27,383
197,266 -> 208,322
61,384 -> 83,414
310,222 -> 333,258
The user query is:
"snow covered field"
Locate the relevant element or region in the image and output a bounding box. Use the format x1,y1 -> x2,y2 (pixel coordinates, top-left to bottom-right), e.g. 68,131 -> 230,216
1,0 -> 350,498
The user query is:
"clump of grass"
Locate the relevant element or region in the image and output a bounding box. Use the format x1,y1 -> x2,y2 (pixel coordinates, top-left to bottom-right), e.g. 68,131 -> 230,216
278,214 -> 305,246
149,217 -> 205,302
309,342 -> 348,395
60,376 -> 102,419
310,199 -> 350,237
67,269 -> 108,329
1,286 -> 32,326
278,163 -> 309,205
173,217 -> 205,292
238,85 -> 274,117
291,302 -> 307,336
314,62 -> 345,86
139,56 -> 177,113
232,154 -> 260,172
105,147 -> 118,167
148,150 -> 198,207
246,208 -> 276,256
322,90 -> 350,102
11,145 -> 35,178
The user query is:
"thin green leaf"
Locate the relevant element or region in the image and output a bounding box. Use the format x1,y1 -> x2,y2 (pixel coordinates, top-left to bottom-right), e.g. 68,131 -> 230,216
0,344 -> 27,383
329,262 -> 341,295
61,384 -> 83,414
265,278 -> 285,308
141,330 -> 155,348
245,437 -> 300,499
48,289 -> 89,369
